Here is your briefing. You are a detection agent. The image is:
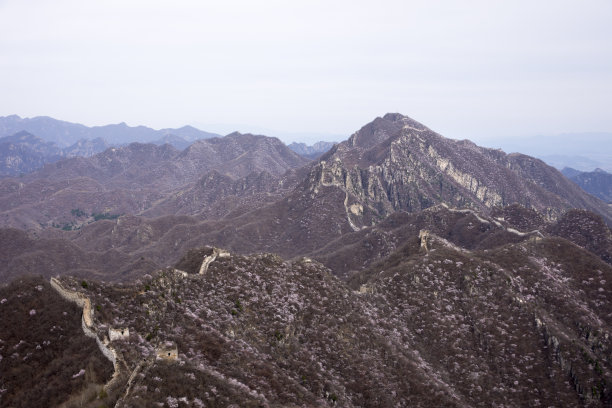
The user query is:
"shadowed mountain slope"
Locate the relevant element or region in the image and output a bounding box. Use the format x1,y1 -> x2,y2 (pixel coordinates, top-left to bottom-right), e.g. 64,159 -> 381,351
0,276 -> 113,408
31,232 -> 612,407
347,234 -> 612,406
2,203 -> 606,287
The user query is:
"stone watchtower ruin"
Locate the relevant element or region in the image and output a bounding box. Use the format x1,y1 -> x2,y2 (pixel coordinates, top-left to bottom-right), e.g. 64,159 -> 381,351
156,341 -> 178,361
109,327 -> 130,341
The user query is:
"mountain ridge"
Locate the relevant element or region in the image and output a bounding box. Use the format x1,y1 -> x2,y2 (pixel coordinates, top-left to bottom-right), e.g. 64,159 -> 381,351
310,113 -> 611,227
0,114 -> 221,147
2,112 -> 612,406
0,132 -> 309,230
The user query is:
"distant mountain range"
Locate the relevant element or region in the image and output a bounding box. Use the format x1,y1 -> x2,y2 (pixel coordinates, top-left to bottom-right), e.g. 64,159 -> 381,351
0,115 -> 347,178
480,132 -> 612,173
288,141 -> 336,159
0,131 -> 115,177
562,167 -> 612,203
0,115 -> 228,177
0,115 -> 221,146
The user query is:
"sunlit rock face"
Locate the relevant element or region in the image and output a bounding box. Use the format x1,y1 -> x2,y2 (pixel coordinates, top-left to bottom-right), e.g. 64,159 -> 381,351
306,113 -> 611,230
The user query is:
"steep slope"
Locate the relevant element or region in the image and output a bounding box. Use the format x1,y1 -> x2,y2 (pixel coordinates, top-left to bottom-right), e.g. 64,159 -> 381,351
308,113 -> 611,227
19,133 -> 306,189
0,143 -> 181,229
0,276 -> 113,408
27,234 -> 612,407
305,204 -> 542,279
348,234 -> 612,406
0,133 -> 308,229
28,142 -> 181,187
177,132 -> 309,179
48,255 -> 467,407
546,209 -> 612,264
140,168 -> 307,219
2,113 -> 610,282
0,228 -> 160,282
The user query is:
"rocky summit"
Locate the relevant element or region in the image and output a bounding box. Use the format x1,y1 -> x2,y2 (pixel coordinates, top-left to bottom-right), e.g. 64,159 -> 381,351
1,113 -> 611,407
308,113 -> 611,228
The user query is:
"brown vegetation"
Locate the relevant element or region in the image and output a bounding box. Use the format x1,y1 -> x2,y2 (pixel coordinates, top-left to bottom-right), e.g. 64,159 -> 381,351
0,277 -> 113,408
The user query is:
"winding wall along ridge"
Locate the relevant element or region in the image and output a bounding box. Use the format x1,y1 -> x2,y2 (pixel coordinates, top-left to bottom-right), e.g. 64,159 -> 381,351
49,277 -> 123,391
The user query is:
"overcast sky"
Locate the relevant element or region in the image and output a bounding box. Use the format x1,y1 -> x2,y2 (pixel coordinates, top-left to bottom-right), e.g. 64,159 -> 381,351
0,0 -> 611,144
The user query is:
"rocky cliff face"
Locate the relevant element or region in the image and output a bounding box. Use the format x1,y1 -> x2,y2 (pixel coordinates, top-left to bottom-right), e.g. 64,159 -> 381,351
307,114 -> 612,228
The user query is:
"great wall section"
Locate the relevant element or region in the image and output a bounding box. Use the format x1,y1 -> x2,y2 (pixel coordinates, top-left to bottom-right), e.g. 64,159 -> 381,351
49,277 -> 126,393
47,248 -> 231,405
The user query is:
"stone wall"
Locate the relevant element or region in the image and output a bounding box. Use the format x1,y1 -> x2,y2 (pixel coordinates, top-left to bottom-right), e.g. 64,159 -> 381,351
49,277 -> 120,385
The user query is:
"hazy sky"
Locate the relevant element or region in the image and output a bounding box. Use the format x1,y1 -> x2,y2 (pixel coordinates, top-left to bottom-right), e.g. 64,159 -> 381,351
1,0 -> 611,144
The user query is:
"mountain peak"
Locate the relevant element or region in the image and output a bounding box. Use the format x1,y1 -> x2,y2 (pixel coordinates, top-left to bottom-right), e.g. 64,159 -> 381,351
310,113 -> 612,227
346,113 -> 430,150
382,112 -> 428,129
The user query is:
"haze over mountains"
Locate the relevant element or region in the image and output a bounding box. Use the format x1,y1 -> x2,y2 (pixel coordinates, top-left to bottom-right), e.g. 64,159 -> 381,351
1,112 -> 612,407
0,115 -> 337,178
0,116 -> 221,177
287,141 -> 337,159
0,115 -> 221,147
484,132 -> 612,173
2,114 -> 609,178
562,167 -> 612,204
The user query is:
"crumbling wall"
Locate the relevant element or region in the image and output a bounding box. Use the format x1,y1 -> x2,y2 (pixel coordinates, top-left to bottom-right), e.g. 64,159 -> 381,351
109,328 -> 130,341
199,248 -> 231,274
49,277 -> 120,387
156,342 -> 178,361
